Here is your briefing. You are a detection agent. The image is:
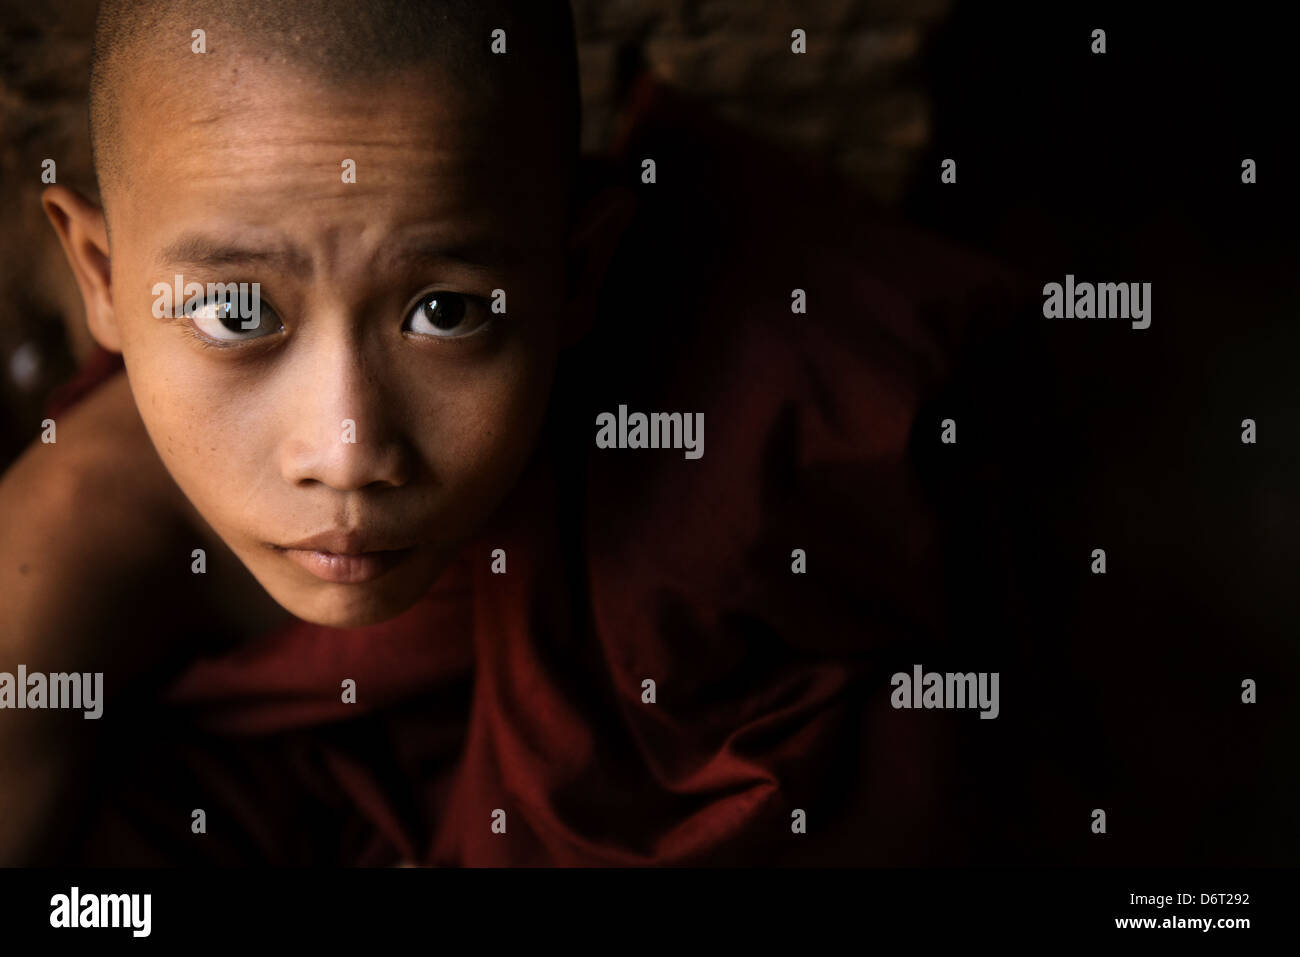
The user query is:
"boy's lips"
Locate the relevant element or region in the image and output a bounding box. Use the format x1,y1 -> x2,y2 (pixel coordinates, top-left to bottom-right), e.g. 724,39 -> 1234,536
269,530 -> 417,585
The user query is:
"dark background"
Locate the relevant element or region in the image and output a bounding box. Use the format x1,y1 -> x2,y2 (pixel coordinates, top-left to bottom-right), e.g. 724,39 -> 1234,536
906,2 -> 1298,864
1,0 -> 1295,864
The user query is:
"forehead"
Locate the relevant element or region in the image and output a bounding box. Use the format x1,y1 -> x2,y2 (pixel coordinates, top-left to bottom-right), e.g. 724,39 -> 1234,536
111,56 -> 565,251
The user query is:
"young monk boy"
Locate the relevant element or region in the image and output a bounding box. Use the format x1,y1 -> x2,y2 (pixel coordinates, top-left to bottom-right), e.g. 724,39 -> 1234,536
1,0 -> 1040,865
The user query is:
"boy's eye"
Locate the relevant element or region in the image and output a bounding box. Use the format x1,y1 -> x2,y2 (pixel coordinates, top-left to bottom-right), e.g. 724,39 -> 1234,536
403,291 -> 489,339
188,295 -> 283,342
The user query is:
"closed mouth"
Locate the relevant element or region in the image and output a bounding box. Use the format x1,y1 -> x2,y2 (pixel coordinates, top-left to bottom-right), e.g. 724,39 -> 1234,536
271,544 -> 415,585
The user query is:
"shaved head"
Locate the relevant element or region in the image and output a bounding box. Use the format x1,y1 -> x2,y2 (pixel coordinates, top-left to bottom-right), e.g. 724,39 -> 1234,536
88,0 -> 580,213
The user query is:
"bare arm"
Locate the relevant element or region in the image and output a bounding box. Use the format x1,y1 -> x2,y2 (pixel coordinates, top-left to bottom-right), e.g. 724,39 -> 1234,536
0,374 -> 202,863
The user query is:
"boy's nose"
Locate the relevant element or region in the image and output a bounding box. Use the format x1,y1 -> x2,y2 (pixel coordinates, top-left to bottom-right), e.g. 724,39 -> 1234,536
283,424 -> 413,492
276,345 -> 415,492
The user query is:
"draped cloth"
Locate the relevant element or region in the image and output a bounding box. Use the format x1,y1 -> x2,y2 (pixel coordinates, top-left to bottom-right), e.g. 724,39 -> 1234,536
47,72 -> 1041,866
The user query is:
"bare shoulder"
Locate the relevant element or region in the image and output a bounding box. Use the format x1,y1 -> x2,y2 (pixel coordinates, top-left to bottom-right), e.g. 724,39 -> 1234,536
0,374 -> 192,659
2,372 -> 185,563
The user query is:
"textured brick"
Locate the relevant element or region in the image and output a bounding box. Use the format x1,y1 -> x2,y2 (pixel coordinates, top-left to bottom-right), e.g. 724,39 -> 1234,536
572,0 -> 941,203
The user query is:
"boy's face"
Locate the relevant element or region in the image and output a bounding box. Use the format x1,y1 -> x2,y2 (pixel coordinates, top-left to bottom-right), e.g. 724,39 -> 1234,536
87,60 -> 576,627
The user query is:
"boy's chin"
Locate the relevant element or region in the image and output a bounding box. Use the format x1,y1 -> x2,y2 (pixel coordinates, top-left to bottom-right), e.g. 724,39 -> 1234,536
258,565 -> 436,630
274,584 -> 426,629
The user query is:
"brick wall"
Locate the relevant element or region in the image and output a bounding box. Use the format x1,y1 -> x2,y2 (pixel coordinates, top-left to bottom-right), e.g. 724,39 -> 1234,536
572,0 -> 949,205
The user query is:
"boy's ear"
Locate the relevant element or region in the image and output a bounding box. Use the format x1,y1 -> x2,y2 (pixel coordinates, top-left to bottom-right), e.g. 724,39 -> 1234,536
560,184 -> 638,348
41,185 -> 120,352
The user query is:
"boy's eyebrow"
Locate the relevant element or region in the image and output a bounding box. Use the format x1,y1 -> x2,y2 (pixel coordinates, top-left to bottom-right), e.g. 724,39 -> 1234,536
389,240 -> 516,271
157,234 -> 515,273
158,235 -> 313,272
